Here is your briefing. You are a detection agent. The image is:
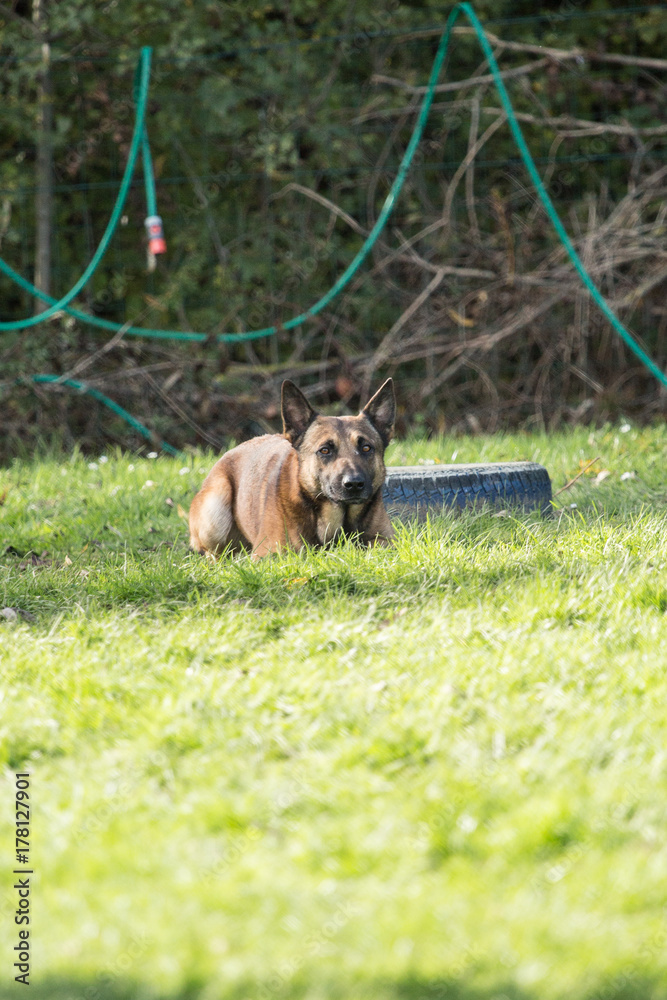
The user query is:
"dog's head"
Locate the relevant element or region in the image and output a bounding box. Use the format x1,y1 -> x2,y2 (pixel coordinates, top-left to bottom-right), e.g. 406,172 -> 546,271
281,379 -> 395,505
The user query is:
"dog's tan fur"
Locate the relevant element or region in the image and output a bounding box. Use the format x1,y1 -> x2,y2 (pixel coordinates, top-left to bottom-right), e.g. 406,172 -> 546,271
189,379 -> 395,558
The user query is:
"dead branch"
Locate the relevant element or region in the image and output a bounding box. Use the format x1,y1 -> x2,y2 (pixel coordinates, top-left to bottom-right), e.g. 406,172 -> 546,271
479,105 -> 667,139
361,267 -> 449,394
443,113 -> 508,227
452,26 -> 667,73
554,457 -> 601,495
270,182 -> 367,238
58,309 -> 151,382
465,96 -> 481,243
372,58 -> 550,95
140,370 -> 224,450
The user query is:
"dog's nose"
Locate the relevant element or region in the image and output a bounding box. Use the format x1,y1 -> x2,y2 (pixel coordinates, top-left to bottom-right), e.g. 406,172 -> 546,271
342,475 -> 366,495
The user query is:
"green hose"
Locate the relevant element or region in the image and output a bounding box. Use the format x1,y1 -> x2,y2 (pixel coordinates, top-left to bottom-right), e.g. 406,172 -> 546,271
0,23 -> 453,344
1,4 -> 664,378
23,375 -> 181,455
461,3 -> 667,391
0,49 -> 153,331
3,6 -> 666,381
2,2 -> 666,454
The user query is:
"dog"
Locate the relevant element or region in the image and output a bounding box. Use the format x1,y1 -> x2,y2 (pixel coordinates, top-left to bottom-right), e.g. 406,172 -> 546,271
189,378 -> 395,558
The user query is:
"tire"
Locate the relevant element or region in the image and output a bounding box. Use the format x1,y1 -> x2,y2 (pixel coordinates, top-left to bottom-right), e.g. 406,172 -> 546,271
383,461 -> 552,518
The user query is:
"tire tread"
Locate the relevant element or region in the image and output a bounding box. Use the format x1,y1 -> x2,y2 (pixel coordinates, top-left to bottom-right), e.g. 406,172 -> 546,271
383,461 -> 551,517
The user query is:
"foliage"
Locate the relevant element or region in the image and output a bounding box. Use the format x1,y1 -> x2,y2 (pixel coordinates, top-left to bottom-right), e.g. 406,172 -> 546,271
0,1 -> 666,455
1,425 -> 667,997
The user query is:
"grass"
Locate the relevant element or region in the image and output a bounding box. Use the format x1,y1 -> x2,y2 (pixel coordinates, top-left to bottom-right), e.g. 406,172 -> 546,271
1,422 -> 667,1000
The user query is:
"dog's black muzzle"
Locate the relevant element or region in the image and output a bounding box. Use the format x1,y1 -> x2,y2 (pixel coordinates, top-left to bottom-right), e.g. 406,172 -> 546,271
329,472 -> 372,504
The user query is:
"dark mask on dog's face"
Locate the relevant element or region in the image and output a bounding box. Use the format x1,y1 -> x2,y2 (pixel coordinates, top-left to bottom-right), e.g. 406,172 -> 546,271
281,380 -> 395,506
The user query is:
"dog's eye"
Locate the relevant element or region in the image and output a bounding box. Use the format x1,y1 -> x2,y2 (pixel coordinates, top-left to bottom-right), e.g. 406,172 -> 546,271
360,442 -> 373,453
318,444 -> 333,456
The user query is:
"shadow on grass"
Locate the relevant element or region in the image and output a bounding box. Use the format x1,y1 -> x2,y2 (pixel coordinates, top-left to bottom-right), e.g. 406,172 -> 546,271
5,974 -> 661,1000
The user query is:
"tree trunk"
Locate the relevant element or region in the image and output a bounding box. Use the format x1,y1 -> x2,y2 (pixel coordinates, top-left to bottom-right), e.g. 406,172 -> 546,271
32,0 -> 53,315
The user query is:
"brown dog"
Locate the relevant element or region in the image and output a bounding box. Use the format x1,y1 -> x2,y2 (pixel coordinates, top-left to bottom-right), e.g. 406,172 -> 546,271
189,379 -> 395,558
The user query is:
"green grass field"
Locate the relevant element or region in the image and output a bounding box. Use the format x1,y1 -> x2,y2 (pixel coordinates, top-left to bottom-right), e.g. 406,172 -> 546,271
1,423 -> 667,1000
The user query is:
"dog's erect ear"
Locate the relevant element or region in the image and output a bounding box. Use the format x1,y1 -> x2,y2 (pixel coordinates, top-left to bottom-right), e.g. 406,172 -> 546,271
362,378 -> 395,446
281,380 -> 317,445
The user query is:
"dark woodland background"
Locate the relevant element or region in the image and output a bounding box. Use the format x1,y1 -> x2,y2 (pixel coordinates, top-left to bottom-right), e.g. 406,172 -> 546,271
0,0 -> 666,458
